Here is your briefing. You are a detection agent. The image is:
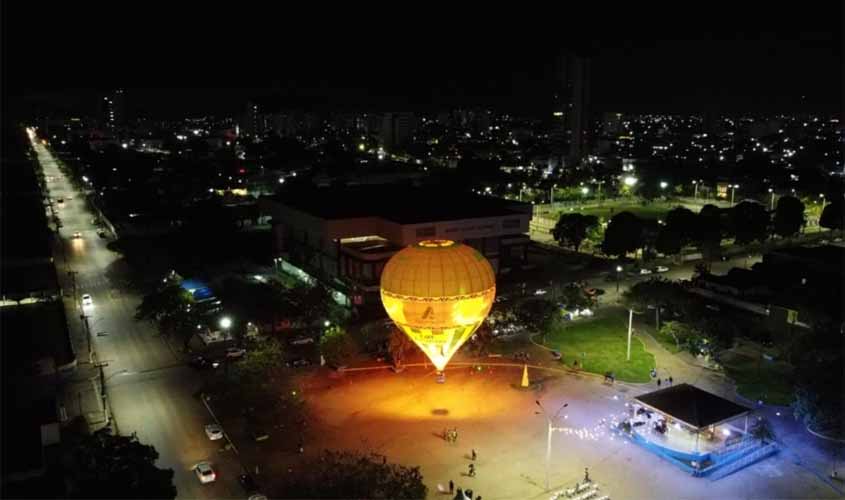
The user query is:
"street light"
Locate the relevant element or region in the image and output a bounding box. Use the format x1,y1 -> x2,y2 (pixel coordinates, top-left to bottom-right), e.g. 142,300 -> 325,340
820,194 -> 826,213
730,184 -> 740,206
550,184 -> 557,204
581,186 -> 589,196
768,188 -> 775,211
219,316 -> 232,330
659,181 -> 668,190
616,265 -> 623,293
535,400 -> 569,491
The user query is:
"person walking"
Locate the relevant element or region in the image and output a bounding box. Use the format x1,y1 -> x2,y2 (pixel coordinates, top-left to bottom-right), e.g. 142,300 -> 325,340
454,487 -> 463,500
657,378 -> 662,387
668,376 -> 673,385
465,489 -> 473,499
584,467 -> 591,483
468,463 -> 475,477
471,449 -> 477,461
449,480 -> 454,494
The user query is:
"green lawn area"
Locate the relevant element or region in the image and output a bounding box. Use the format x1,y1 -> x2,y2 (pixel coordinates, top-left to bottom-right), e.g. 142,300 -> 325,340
720,353 -> 794,406
651,326 -> 683,354
578,203 -> 673,221
546,315 -> 655,383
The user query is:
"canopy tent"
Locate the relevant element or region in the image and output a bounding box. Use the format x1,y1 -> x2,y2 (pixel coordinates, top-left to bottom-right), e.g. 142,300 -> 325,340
634,383 -> 753,431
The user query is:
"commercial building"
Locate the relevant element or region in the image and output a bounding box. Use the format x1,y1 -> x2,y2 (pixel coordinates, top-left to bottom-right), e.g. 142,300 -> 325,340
260,185 -> 532,308
101,89 -> 125,129
552,52 -> 592,165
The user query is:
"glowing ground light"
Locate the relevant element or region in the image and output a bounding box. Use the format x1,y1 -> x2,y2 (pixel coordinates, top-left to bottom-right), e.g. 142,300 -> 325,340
380,240 -> 496,371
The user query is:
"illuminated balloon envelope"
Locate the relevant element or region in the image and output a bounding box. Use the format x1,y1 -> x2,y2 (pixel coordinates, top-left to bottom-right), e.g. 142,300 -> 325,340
380,240 -> 496,371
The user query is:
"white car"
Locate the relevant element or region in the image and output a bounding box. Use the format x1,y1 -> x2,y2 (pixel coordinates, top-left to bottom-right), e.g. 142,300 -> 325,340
81,294 -> 93,306
73,231 -> 82,239
534,288 -> 548,296
204,423 -> 224,441
194,462 -> 216,484
289,335 -> 314,345
225,347 -> 247,358
654,266 -> 669,273
639,268 -> 653,275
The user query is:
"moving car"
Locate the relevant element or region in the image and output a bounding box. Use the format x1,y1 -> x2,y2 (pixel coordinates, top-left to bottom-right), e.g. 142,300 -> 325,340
225,347 -> 247,359
534,288 -> 548,296
551,351 -> 562,360
204,423 -> 224,441
289,335 -> 314,345
249,427 -> 269,442
81,294 -> 93,306
72,231 -> 82,238
654,265 -> 670,273
194,462 -> 216,484
189,355 -> 219,370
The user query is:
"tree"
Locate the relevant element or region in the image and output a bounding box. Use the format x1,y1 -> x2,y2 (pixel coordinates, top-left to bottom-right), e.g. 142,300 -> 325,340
665,207 -> 697,245
65,430 -> 176,499
135,284 -> 192,324
772,196 -> 805,238
749,417 -> 776,445
552,214 -> 599,252
388,327 -> 415,366
320,325 -> 358,367
513,298 -> 559,333
601,211 -> 644,258
819,199 -> 844,232
655,226 -> 683,256
277,450 -> 427,499
731,201 -> 769,244
696,204 -> 723,261
560,283 -> 592,310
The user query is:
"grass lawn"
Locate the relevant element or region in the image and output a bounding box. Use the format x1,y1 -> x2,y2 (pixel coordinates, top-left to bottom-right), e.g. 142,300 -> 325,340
650,325 -> 683,354
546,315 -> 655,383
578,203 -> 674,221
720,353 -> 794,406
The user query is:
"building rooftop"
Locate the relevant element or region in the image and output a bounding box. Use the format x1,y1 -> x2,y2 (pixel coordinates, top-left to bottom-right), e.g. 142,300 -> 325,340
634,383 -> 752,430
269,185 -> 531,224
0,301 -> 75,374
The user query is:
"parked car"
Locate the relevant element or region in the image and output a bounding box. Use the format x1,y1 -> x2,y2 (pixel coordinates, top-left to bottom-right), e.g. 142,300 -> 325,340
81,294 -> 93,306
97,229 -> 107,238
534,288 -> 548,296
654,265 -> 670,273
248,494 -> 269,500
225,347 -> 247,359
639,268 -> 653,275
194,462 -> 216,484
289,335 -> 314,345
551,351 -> 562,360
57,198 -> 64,204
238,474 -> 258,493
204,423 -> 224,441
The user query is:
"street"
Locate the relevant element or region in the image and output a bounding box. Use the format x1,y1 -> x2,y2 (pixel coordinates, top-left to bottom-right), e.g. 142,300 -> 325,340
34,141 -> 244,499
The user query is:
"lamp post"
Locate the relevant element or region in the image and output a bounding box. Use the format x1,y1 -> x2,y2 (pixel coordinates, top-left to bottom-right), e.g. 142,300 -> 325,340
616,265 -> 623,293
535,400 -> 569,491
820,194 -> 826,213
730,184 -> 740,206
769,188 -> 775,211
550,184 -> 557,204
692,180 -> 699,200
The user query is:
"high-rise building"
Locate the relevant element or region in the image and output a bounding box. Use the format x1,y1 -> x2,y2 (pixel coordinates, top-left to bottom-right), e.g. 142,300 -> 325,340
552,53 -> 591,165
381,112 -> 416,150
242,101 -> 265,137
101,89 -> 125,128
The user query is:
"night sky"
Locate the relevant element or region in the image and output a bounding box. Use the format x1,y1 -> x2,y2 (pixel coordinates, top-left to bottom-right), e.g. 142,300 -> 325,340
3,4 -> 841,119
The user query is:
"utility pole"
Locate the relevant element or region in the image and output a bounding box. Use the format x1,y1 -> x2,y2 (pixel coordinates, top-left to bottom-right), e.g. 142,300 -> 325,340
94,361 -> 110,424
535,400 -> 568,491
627,309 -> 633,361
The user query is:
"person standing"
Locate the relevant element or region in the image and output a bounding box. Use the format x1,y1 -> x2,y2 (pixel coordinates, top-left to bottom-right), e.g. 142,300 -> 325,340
584,467 -> 591,483
668,376 -> 673,385
657,378 -> 662,387
471,449 -> 477,461
468,463 -> 475,477
449,480 -> 454,494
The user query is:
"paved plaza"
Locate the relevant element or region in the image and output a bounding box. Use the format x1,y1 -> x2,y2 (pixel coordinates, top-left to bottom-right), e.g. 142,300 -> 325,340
298,364 -> 840,499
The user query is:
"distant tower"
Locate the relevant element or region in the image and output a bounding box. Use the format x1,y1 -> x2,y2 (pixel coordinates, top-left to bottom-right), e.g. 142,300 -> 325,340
243,101 -> 265,138
381,112 -> 415,150
552,53 -> 591,165
102,89 -> 126,128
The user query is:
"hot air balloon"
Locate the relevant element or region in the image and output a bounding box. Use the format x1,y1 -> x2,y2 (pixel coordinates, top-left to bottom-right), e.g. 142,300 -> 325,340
380,239 -> 496,372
